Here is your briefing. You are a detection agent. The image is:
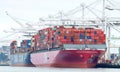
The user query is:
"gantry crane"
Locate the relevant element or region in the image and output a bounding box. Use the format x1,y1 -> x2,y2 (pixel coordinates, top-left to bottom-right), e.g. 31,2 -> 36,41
5,11 -> 37,37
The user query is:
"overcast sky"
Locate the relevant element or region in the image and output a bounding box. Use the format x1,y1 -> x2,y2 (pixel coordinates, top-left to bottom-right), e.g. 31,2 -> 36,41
0,0 -> 120,46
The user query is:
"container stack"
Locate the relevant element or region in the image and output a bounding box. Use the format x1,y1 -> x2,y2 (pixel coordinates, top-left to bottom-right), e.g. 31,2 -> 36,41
10,40 -> 17,49
10,40 -> 17,54
31,26 -> 106,50
10,39 -> 32,53
20,40 -> 31,52
84,28 -> 106,44
21,40 -> 31,48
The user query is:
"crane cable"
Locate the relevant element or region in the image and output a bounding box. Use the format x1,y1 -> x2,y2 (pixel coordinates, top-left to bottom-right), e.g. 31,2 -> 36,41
5,11 -> 24,27
108,23 -> 120,33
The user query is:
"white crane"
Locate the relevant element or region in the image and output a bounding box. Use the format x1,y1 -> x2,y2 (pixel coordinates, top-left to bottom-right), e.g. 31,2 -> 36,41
5,11 -> 37,37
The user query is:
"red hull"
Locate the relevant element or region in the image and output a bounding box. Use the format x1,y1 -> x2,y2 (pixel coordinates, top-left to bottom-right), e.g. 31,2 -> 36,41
31,50 -> 105,68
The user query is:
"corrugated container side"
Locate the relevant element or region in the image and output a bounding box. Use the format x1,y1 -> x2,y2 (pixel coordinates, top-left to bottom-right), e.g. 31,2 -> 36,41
30,27 -> 106,50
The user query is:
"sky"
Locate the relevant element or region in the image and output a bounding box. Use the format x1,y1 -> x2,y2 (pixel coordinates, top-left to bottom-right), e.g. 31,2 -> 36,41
0,0 -> 120,47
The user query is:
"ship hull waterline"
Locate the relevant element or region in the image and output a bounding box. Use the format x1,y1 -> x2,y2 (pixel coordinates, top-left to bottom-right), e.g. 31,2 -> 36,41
31,50 -> 105,68
10,64 -> 34,67
10,52 -> 34,67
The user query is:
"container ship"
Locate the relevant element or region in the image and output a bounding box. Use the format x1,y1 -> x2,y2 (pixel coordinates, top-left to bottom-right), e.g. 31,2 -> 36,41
30,26 -> 106,68
10,40 -> 33,66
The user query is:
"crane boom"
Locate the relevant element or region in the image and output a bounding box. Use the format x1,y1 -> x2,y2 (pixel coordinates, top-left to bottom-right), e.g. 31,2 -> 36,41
5,11 -> 24,27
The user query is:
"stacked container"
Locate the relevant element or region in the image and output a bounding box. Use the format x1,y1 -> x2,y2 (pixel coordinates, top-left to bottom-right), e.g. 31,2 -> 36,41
10,40 -> 17,54
21,40 -> 31,48
20,39 -> 31,52
31,26 -> 106,50
10,40 -> 17,49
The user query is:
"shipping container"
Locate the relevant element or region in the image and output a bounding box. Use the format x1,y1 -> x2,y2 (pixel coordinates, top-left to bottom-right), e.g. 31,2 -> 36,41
30,27 -> 106,50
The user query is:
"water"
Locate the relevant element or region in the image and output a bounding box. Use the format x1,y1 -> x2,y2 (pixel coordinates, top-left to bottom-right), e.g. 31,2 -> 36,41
0,66 -> 120,72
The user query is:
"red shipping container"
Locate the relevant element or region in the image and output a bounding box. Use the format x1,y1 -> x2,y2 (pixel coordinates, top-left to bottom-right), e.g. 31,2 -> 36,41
86,29 -> 91,33
85,33 -> 91,36
74,29 -> 79,33
94,36 -> 99,39
74,33 -> 80,37
101,34 -> 106,40
61,39 -> 67,44
85,39 -> 91,44
90,29 -> 94,33
74,39 -> 79,44
78,28 -> 85,33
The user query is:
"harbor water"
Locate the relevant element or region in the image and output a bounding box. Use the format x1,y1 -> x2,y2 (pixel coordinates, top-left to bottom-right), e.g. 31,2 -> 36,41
0,66 -> 120,72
